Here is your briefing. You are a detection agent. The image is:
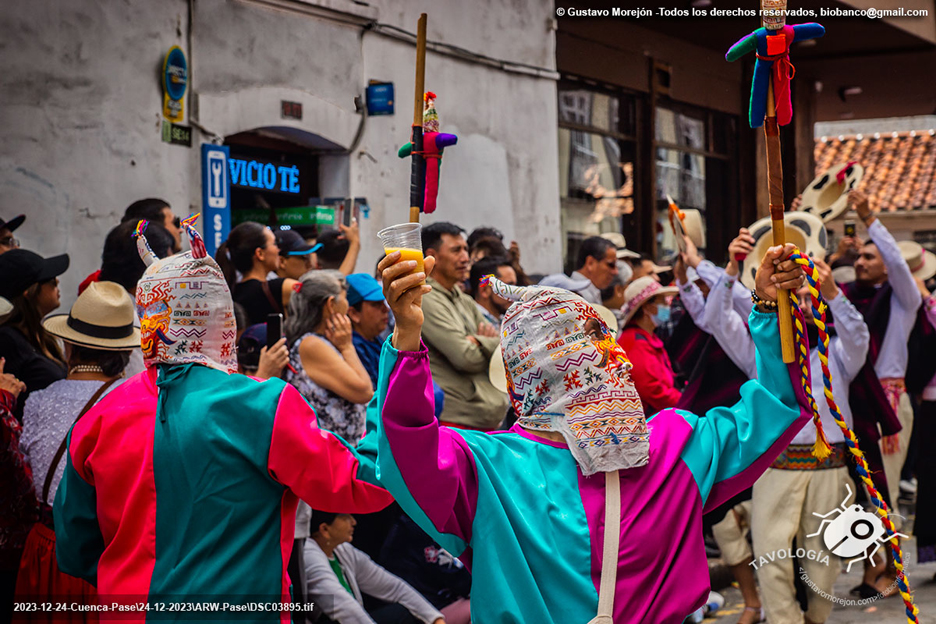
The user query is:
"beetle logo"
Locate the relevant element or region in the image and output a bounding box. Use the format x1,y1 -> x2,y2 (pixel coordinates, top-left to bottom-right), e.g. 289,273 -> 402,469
807,483 -> 907,571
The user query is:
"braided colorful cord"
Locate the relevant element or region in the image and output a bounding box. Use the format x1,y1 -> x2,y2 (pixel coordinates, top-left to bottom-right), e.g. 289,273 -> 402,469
788,251 -> 919,623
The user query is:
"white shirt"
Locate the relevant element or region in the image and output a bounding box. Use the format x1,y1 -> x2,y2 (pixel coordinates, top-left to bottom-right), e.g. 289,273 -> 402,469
702,285 -> 869,445
304,539 -> 443,624
702,271 -> 758,379
570,270 -> 602,305
866,220 -> 922,379
676,260 -> 753,335
676,279 -> 707,331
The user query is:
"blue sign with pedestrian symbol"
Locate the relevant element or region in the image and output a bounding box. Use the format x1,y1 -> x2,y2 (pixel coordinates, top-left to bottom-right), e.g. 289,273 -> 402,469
201,144 -> 230,257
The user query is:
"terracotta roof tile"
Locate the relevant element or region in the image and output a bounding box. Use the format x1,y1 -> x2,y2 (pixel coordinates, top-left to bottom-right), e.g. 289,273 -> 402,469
814,132 -> 936,212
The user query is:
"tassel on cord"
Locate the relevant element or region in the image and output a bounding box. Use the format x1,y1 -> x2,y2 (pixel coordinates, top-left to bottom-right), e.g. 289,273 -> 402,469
788,250 -> 919,623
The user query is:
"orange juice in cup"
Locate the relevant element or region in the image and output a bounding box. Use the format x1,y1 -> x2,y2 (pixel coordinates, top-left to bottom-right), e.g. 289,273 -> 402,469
377,223 -> 426,285
383,247 -> 425,277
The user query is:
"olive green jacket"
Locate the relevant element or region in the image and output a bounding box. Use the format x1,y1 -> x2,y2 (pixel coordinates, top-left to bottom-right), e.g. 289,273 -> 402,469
421,277 -> 509,429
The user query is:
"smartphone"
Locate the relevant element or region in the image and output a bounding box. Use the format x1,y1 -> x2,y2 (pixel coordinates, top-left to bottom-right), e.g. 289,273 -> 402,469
342,199 -> 353,227
844,219 -> 856,238
266,313 -> 283,349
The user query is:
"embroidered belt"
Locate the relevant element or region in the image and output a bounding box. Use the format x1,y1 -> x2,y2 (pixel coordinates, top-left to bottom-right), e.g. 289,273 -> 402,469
771,443 -> 847,470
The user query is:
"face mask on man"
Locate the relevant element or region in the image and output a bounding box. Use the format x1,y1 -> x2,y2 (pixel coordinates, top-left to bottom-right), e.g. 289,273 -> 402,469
650,304 -> 671,326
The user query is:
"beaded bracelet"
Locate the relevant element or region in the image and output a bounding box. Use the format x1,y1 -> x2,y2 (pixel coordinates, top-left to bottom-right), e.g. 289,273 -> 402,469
750,288 -> 779,312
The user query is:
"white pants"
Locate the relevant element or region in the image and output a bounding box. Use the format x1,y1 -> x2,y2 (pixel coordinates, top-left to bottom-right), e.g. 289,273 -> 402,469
712,501 -> 753,567
752,467 -> 849,624
880,387 -> 913,515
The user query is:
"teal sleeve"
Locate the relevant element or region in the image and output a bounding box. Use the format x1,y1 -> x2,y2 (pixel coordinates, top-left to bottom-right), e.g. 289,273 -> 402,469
53,430 -> 105,586
678,309 -> 807,505
726,33 -> 757,61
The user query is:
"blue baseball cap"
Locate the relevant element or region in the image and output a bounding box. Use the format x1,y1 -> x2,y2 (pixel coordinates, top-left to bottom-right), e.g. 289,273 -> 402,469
346,273 -> 385,306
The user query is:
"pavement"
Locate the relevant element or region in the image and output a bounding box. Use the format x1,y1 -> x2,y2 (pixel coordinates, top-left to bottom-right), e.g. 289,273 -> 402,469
708,537 -> 936,623
707,493 -> 936,624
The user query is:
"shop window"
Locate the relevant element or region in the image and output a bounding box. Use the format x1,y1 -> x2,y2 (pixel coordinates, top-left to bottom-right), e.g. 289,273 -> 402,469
558,83 -> 639,273
653,105 -> 736,265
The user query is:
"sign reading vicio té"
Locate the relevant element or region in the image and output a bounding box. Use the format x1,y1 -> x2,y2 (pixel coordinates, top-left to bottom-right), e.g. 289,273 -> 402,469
162,46 -> 188,123
201,144 -> 231,257
228,157 -> 302,195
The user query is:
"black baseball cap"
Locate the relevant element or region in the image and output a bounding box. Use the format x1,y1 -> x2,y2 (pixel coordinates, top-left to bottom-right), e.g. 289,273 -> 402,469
0,214 -> 25,233
237,323 -> 267,370
275,229 -> 321,256
0,249 -> 70,298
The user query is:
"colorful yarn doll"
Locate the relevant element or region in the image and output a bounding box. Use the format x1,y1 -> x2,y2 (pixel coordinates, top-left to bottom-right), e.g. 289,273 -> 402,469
726,0 -> 824,128
398,92 -> 458,214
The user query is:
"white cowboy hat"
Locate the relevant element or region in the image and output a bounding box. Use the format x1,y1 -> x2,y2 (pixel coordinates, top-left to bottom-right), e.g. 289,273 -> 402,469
898,240 -> 936,281
43,281 -> 141,351
831,265 -> 856,285
739,212 -> 828,290
539,273 -> 593,292
667,196 -> 706,253
0,296 -> 11,325
620,276 -> 679,327
799,162 -> 864,223
600,232 -> 641,259
487,303 -> 620,394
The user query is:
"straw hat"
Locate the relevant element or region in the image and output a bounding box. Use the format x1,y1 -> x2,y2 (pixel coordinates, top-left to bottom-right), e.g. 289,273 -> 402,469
798,162 -> 863,223
831,266 -> 856,285
0,297 -> 11,325
620,276 -> 679,327
43,281 -> 140,351
898,241 -> 936,281
739,212 -> 828,290
667,196 -> 706,252
600,232 -> 641,259
487,303 -> 620,394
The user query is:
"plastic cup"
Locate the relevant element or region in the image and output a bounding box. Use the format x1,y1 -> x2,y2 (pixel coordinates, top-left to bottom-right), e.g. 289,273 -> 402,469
377,222 -> 425,284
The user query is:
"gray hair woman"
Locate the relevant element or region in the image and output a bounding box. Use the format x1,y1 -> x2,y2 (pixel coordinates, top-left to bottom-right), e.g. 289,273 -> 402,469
283,270 -> 373,446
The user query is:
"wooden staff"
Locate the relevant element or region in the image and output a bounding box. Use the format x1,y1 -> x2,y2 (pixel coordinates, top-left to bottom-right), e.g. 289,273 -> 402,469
409,14 -> 428,223
765,81 -> 795,363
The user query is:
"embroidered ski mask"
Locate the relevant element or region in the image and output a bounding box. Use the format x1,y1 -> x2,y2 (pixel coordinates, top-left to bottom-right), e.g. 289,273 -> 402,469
134,216 -> 238,374
486,276 -> 649,475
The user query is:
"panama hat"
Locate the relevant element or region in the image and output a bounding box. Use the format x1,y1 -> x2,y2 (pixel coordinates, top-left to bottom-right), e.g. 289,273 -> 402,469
600,232 -> 641,260
898,240 -> 936,281
43,281 -> 140,351
739,212 -> 828,290
538,273 -> 594,293
0,297 -> 11,325
831,266 -> 857,285
620,276 -> 679,327
487,302 -> 622,394
799,162 -> 863,223
667,196 -> 706,253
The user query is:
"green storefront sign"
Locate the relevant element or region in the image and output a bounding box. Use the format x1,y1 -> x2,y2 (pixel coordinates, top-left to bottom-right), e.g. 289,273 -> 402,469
233,206 -> 336,227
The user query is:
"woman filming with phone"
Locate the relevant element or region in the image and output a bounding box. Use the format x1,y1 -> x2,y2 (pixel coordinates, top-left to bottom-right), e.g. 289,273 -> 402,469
283,270 -> 373,446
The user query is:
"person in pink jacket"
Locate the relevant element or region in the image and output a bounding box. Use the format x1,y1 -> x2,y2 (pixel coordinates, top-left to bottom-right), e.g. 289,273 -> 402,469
617,276 -> 681,414
53,219 -> 392,621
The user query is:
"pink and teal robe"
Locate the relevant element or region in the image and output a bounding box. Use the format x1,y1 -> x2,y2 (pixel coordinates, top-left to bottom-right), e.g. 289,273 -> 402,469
373,309 -> 812,623
53,364 -> 392,621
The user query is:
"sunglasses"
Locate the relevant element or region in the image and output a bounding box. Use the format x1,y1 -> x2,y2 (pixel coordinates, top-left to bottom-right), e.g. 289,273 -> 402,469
0,236 -> 20,248
173,216 -> 182,229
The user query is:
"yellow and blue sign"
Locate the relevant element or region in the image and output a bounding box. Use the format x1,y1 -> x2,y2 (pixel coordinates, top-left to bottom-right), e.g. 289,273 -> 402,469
162,46 -> 188,123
